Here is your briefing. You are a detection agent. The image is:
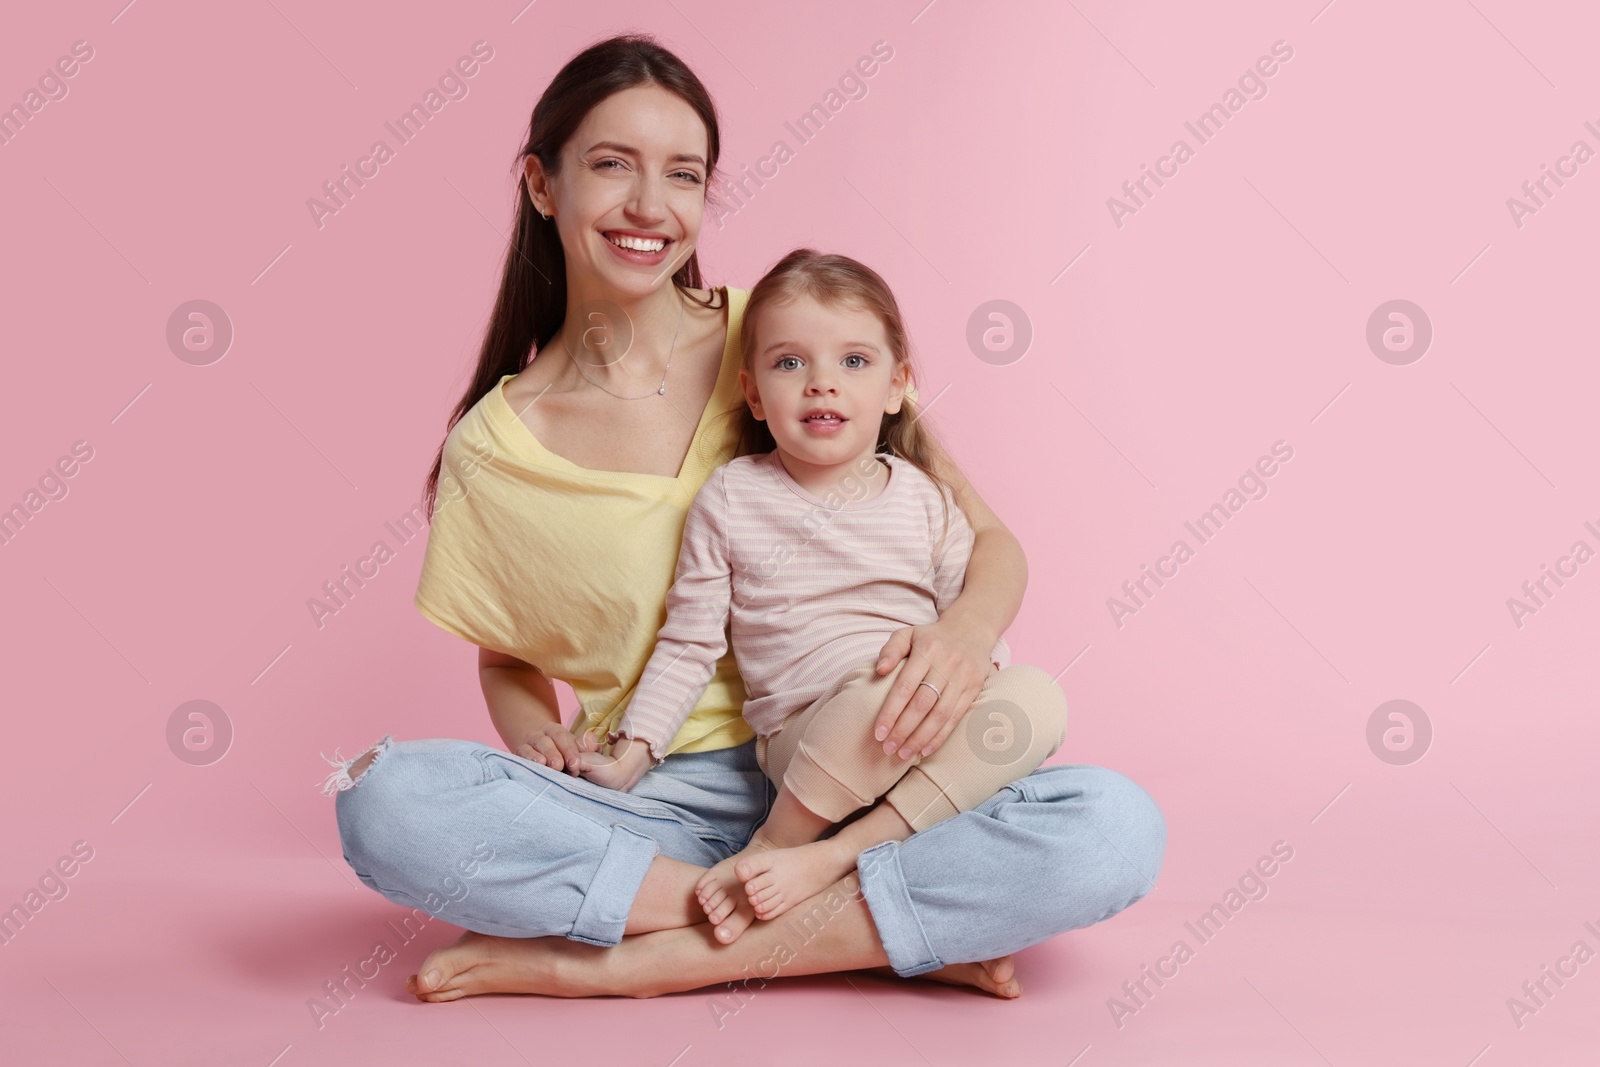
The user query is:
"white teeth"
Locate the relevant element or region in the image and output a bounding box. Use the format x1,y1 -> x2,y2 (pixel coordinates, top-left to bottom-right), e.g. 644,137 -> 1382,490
805,415 -> 841,422
608,234 -> 666,252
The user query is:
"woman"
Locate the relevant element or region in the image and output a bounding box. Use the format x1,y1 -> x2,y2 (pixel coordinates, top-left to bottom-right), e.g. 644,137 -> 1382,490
328,34 -> 1166,1001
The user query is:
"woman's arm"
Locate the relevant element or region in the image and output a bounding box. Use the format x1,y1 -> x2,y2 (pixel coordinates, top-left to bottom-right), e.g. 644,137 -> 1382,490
925,433 -> 1029,647
478,646 -> 585,774
871,432 -> 1029,758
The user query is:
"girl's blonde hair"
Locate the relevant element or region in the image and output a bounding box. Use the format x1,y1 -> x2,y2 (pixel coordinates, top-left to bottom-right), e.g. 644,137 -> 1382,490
730,248 -> 957,546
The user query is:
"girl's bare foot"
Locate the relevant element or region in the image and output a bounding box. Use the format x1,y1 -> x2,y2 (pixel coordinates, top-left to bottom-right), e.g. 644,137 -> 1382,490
865,954 -> 1022,999
734,838 -> 853,922
405,931 -> 621,1002
694,838 -> 775,944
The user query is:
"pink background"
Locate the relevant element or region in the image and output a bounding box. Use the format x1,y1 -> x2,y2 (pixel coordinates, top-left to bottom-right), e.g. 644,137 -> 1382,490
3,0 -> 1597,1063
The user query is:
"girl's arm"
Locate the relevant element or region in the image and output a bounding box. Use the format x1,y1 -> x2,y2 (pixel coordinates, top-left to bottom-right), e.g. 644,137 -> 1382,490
871,433 -> 1029,759
479,646 -> 586,774
583,470 -> 737,791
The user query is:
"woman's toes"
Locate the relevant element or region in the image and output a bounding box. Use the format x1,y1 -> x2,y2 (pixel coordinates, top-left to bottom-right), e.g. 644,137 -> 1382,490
409,965 -> 455,998
404,932 -> 491,1002
417,984 -> 467,1003
408,966 -> 465,1003
984,956 -> 1016,985
973,957 -> 1020,997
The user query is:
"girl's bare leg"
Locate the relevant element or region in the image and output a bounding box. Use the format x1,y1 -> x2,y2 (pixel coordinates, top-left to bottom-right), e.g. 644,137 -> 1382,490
730,801 -> 916,928
694,785 -> 834,941
405,869 -> 1021,1001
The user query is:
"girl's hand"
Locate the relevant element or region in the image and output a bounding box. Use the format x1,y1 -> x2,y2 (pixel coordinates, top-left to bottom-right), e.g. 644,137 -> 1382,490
574,733 -> 654,793
871,616 -> 999,761
514,721 -> 585,775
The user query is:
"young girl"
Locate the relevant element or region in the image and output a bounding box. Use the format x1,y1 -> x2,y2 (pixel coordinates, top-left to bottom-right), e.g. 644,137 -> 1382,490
574,249 -> 1068,945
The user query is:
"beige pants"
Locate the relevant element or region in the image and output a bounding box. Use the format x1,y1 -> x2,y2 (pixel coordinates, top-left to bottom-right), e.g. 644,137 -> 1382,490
755,659 -> 1068,833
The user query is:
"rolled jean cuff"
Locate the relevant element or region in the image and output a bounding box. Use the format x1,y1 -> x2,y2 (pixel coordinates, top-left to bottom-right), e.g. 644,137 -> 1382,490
568,822 -> 660,947
856,839 -> 943,977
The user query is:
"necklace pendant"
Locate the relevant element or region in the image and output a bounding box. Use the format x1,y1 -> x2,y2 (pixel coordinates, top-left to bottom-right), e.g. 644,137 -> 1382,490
657,384 -> 666,395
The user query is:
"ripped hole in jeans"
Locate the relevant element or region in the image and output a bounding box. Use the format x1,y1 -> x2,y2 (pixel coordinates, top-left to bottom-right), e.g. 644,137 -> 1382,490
319,734 -> 393,796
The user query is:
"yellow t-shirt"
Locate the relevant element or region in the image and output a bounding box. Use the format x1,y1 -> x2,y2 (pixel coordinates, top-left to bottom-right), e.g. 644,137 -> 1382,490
414,285 -> 921,759
416,281 -> 758,751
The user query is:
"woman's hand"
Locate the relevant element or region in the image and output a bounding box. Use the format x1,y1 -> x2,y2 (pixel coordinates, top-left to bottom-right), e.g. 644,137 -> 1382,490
574,733 -> 654,793
514,721 -> 586,775
871,614 -> 1000,761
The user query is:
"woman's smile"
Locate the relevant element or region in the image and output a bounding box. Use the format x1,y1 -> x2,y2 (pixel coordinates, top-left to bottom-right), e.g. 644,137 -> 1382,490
603,228 -> 674,266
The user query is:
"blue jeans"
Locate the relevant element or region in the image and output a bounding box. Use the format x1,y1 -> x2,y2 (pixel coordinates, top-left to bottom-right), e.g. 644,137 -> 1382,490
329,736 -> 1166,977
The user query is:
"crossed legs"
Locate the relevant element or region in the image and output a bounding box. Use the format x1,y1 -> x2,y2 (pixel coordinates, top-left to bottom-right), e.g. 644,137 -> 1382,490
334,734 -> 1165,1003
337,741 -> 1022,999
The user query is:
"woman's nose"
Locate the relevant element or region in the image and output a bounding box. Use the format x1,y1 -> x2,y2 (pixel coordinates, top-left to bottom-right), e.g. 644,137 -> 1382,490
627,174 -> 666,222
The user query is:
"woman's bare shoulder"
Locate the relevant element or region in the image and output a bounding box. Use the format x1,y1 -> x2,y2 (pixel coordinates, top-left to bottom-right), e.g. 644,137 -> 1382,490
501,359 -> 555,410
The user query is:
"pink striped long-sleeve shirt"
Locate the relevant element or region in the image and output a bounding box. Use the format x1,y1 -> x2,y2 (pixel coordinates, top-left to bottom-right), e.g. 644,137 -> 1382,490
609,451 -> 1011,766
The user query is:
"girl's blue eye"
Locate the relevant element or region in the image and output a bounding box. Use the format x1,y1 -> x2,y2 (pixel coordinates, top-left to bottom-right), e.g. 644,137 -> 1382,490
776,356 -> 801,371
843,354 -> 868,368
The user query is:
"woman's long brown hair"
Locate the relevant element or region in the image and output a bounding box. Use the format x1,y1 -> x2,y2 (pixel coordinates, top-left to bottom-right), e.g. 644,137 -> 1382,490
423,34 -> 723,516
736,248 -> 959,547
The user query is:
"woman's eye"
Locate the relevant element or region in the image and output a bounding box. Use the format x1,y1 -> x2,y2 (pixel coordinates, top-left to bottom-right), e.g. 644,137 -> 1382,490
672,170 -> 704,184
592,158 -> 625,171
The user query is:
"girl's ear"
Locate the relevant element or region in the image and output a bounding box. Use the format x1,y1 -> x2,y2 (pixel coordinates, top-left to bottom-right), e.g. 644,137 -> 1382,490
885,360 -> 909,414
739,368 -> 766,420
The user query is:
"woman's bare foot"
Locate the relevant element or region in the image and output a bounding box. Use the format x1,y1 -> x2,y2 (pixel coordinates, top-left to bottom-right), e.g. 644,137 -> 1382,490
735,838 -> 854,922
865,954 -> 1022,999
404,932 -> 1019,1002
405,931 -> 622,1002
694,838 -> 774,944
